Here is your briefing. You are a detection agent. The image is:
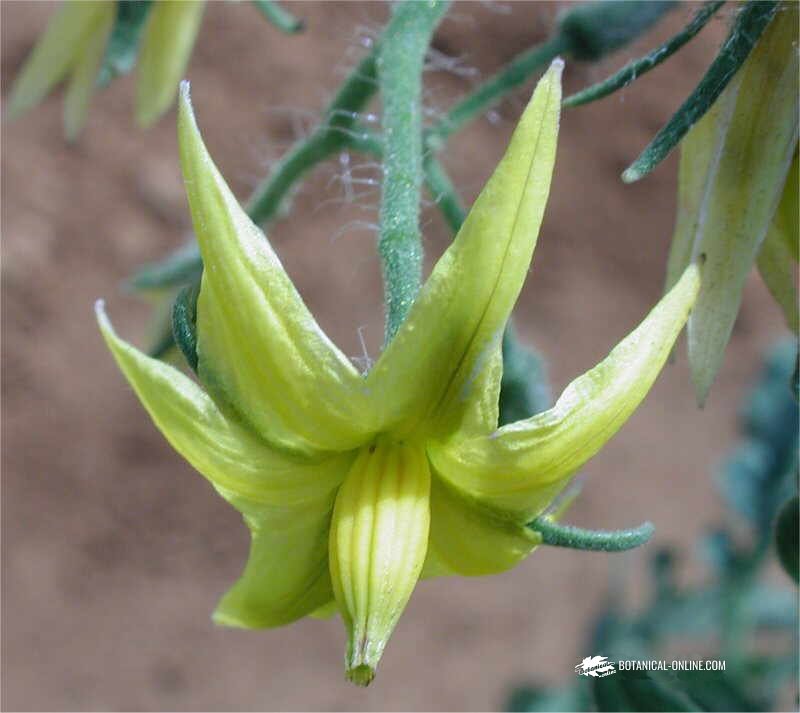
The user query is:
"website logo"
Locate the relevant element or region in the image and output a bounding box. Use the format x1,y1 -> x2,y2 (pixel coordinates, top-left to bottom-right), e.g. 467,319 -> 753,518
575,656 -> 617,678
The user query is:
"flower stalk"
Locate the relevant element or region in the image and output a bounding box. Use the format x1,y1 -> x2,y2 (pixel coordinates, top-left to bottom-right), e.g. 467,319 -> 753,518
376,0 -> 450,342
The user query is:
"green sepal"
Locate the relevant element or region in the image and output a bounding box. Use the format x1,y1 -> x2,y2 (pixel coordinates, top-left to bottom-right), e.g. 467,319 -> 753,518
97,0 -> 154,87
172,281 -> 200,372
126,241 -> 203,294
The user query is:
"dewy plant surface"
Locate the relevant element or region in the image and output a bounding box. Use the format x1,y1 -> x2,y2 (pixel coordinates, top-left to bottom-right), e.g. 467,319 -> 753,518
97,63 -> 700,685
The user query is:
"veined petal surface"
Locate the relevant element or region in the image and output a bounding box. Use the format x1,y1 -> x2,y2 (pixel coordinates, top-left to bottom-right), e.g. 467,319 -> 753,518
136,0 -> 205,127
213,493 -> 338,629
429,264 -> 700,519
97,301 -> 352,510
178,86 -> 374,455
366,60 -> 563,439
757,151 -> 799,333
6,1 -> 113,120
329,443 -> 430,685
426,473 -> 541,576
686,5 -> 799,404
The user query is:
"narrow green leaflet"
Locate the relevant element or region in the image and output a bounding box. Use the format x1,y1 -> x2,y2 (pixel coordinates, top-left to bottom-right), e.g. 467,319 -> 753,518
563,1 -> 724,109
622,1 -> 780,183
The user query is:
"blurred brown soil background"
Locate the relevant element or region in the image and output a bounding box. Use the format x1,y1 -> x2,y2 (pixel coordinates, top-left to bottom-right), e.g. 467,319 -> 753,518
1,2 -> 789,710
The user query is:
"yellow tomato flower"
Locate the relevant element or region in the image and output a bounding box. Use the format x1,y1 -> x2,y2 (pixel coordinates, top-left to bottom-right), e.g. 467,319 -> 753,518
97,63 -> 699,685
6,0 -> 205,138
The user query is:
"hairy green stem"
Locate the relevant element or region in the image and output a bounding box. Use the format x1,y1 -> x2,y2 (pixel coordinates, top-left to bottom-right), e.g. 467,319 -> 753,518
563,1 -> 725,108
247,51 -> 378,223
530,516 -> 655,552
377,0 -> 449,343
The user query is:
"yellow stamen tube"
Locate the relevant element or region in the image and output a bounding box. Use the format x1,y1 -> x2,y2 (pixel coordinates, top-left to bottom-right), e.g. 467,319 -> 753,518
329,442 -> 431,685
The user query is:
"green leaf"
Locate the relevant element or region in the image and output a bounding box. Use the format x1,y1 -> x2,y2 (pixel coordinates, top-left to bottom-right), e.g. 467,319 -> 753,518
558,0 -> 677,63
592,669 -> 701,712
622,1 -> 781,183
775,495 -> 799,583
563,1 -> 724,108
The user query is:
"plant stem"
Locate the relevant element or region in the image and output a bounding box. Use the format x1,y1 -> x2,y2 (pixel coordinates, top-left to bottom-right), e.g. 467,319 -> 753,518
377,0 -> 449,343
247,51 -> 378,223
250,0 -> 304,34
422,153 -> 466,232
530,516 -> 655,552
130,52 -> 378,294
426,34 -> 567,149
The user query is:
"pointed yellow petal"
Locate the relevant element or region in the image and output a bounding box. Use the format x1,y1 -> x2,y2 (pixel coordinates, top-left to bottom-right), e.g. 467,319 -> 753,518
6,1 -> 111,121
686,6 -> 799,404
177,86 -> 374,455
428,264 -> 700,520
366,60 -> 563,439
426,474 -> 541,576
213,494 -> 338,628
136,0 -> 205,127
63,2 -> 114,141
96,301 -> 351,510
329,443 -> 430,686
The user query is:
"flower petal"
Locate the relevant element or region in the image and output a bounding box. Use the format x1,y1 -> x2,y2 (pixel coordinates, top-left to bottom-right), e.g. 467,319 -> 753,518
136,0 -> 205,127
428,264 -> 700,519
5,1 -> 112,121
96,301 -> 352,510
329,443 -> 430,686
426,473 -> 541,576
63,2 -> 115,141
366,60 -> 563,438
177,85 -> 374,455
213,494 -> 338,628
758,148 -> 798,333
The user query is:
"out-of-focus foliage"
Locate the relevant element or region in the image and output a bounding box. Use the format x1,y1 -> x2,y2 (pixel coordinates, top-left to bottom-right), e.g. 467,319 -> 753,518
507,339 -> 799,712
